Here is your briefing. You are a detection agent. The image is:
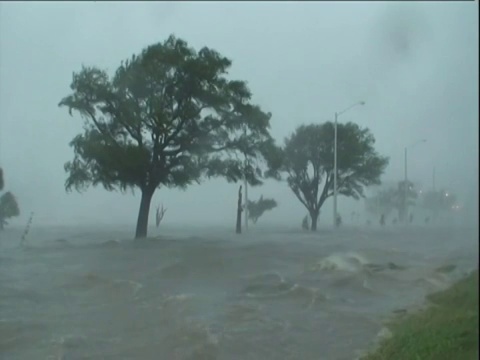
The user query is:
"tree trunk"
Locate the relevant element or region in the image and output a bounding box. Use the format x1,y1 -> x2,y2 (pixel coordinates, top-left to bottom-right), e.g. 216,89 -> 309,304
236,185 -> 243,234
135,189 -> 154,239
310,211 -> 319,231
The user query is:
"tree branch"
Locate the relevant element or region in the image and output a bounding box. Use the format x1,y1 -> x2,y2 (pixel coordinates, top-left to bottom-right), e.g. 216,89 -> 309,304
84,108 -> 123,150
317,172 -> 333,209
291,186 -> 310,211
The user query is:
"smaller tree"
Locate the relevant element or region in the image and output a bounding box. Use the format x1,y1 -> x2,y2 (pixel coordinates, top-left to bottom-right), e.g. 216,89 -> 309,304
271,122 -> 389,231
155,204 -> 167,228
247,195 -> 277,224
422,189 -> 457,220
395,180 -> 418,222
0,192 -> 20,230
302,215 -> 309,230
365,188 -> 396,219
365,180 -> 417,223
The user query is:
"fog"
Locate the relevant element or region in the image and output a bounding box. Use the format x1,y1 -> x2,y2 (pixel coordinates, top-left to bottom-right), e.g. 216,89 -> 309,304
0,2 -> 478,228
1,4 -> 479,359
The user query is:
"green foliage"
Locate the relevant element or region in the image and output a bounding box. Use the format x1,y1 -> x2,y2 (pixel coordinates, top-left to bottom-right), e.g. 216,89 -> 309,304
59,35 -> 274,195
0,191 -> 20,229
247,195 -> 278,224
0,168 -> 3,191
59,35 -> 274,238
362,270 -> 479,360
275,122 -> 389,221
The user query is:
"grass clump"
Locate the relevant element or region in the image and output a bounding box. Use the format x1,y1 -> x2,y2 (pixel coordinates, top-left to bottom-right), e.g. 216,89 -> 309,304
362,270 -> 479,360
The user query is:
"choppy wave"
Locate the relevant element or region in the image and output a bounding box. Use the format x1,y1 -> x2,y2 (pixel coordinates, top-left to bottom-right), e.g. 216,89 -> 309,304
241,272 -> 327,309
309,251 -> 407,277
0,320 -> 47,353
1,226 -> 477,360
414,272 -> 452,291
99,239 -> 122,247
61,273 -> 143,299
224,302 -> 263,323
0,286 -> 44,304
160,261 -> 190,278
310,252 -> 370,272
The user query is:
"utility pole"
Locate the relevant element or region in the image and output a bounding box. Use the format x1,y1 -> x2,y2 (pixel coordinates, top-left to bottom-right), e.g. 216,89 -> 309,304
333,111 -> 338,228
332,101 -> 365,228
403,139 -> 427,224
404,146 -> 408,223
244,169 -> 248,231
243,126 -> 249,232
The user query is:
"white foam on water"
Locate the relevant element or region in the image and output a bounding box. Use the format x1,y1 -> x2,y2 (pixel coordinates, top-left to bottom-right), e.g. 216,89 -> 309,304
314,252 -> 370,273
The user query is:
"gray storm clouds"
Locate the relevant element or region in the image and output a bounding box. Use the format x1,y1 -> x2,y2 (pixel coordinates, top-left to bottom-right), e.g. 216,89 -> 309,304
0,2 -> 477,227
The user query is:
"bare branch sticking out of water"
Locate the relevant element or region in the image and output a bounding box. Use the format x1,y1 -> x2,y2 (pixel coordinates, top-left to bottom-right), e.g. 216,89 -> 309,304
156,204 -> 167,228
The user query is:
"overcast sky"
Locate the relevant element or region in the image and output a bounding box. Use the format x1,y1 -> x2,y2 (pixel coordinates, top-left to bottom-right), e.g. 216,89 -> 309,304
0,1 -> 478,229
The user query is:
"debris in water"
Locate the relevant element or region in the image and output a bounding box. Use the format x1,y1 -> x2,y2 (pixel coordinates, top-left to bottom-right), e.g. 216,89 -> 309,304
20,211 -> 34,247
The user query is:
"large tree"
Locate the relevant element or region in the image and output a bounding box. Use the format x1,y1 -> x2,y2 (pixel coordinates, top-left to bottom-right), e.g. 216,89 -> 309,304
273,122 -> 388,231
59,35 -> 274,239
0,191 -> 20,230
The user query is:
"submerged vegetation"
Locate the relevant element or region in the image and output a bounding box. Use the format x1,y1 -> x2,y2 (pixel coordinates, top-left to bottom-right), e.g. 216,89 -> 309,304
365,182 -> 460,225
247,195 -> 278,224
0,169 -> 20,230
362,270 -> 479,360
365,180 -> 417,223
0,191 -> 20,230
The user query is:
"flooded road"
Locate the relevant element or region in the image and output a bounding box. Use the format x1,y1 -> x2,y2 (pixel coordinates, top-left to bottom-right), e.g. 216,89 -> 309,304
0,225 -> 478,360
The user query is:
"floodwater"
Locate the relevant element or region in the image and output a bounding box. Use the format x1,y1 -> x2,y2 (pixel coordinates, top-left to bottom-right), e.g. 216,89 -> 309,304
0,224 -> 478,360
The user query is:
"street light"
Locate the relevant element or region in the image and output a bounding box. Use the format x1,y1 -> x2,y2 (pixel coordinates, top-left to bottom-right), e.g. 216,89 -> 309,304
432,166 -> 436,191
403,138 -> 427,223
333,100 -> 366,228
243,126 -> 249,232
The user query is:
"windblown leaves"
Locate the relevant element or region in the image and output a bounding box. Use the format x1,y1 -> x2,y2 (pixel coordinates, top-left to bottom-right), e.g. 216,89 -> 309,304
247,196 -> 278,224
0,191 -> 20,229
59,34 -> 274,194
